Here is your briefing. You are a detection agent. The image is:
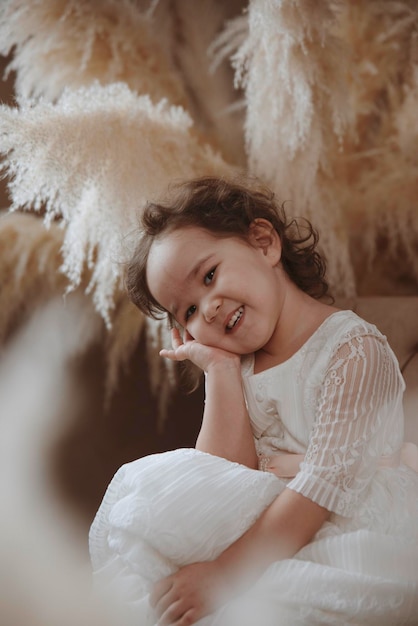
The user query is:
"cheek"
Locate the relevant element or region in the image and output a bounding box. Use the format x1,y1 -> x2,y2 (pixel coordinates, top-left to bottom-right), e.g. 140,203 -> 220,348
183,326 -> 196,341
186,319 -> 217,346
186,320 -> 204,342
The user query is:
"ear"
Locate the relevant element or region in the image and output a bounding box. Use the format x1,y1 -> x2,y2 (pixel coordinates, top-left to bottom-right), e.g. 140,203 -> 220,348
248,218 -> 282,265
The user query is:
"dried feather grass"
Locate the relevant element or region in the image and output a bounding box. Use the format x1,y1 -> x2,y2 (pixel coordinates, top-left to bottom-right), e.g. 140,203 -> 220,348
0,82 -> 235,326
0,209 -> 121,386
0,0 -> 186,105
0,211 -> 69,342
173,0 -> 246,166
216,0 -> 356,299
103,294 -> 144,400
143,316 -> 176,430
335,0 -> 418,291
338,1 -> 417,150
0,81 -> 235,419
0,210 -> 158,416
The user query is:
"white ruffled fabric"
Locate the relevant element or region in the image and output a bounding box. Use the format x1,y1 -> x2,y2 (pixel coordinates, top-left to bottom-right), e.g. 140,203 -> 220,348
90,312 -> 418,624
90,449 -> 284,624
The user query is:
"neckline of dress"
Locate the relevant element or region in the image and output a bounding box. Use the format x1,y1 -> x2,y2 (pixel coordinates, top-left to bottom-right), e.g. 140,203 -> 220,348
243,309 -> 357,378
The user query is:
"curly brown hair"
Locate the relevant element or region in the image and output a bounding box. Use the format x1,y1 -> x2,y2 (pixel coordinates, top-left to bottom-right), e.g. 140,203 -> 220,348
126,176 -> 331,323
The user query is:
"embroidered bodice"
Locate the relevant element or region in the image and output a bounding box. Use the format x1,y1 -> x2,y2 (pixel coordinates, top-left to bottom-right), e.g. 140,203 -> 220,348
241,310 -> 406,516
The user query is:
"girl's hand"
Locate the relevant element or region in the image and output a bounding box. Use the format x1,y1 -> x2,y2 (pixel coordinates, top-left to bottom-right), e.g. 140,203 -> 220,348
150,560 -> 228,626
258,453 -> 303,479
159,327 -> 240,373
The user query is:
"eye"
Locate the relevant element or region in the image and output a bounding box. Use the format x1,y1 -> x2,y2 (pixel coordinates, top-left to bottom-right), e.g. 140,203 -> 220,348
185,304 -> 197,321
204,267 -> 216,285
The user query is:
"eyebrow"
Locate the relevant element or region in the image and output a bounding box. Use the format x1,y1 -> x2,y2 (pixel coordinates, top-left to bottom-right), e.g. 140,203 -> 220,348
171,254 -> 214,319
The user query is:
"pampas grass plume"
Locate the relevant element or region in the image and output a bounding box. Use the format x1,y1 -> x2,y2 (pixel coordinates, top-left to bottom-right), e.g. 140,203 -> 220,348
0,82 -> 235,325
216,0 -> 356,299
0,0 -> 186,105
0,211 -> 67,342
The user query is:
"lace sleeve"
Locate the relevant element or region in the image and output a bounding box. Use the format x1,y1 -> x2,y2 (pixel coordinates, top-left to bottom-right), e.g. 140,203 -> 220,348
287,330 -> 405,517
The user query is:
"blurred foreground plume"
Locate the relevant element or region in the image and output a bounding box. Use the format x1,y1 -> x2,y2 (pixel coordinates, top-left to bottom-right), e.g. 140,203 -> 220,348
0,296 -> 133,626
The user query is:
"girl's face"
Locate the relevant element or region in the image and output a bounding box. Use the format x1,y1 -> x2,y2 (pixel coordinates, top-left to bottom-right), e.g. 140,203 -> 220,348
146,221 -> 285,355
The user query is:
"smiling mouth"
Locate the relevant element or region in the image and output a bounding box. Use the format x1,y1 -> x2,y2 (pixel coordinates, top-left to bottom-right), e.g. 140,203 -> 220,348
226,306 -> 244,330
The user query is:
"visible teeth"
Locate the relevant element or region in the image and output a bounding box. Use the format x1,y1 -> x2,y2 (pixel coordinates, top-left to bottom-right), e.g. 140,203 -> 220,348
227,306 -> 244,329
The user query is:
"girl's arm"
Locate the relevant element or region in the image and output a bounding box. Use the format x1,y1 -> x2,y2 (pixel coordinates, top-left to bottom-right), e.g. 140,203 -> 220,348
160,328 -> 257,468
150,488 -> 329,625
196,358 -> 257,468
217,487 -> 329,581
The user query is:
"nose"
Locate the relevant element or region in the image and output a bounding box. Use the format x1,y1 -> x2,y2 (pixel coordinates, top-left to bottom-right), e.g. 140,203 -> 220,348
202,295 -> 222,323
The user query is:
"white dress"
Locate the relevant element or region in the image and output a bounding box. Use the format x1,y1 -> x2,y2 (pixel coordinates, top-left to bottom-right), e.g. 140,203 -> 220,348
89,311 -> 418,625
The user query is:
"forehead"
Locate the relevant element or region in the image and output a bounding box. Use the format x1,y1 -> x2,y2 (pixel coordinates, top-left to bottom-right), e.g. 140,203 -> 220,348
148,226 -> 219,270
146,226 -> 221,309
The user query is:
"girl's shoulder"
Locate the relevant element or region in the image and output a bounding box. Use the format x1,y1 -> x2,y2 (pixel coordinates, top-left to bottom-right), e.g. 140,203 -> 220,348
301,308 -> 400,382
319,309 -> 383,342
303,308 -> 389,361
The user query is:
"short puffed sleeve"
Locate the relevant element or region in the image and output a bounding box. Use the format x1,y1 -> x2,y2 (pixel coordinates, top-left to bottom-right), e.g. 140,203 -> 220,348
287,330 -> 405,516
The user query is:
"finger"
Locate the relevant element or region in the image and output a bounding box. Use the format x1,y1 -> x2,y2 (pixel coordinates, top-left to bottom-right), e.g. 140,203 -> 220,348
158,599 -> 191,626
159,348 -> 188,362
155,592 -> 180,622
149,578 -> 173,608
159,348 -> 175,359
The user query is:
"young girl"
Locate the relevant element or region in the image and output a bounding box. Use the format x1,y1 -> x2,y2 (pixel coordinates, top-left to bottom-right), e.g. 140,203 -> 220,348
89,176 -> 418,625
